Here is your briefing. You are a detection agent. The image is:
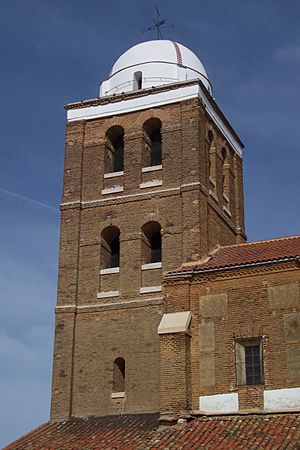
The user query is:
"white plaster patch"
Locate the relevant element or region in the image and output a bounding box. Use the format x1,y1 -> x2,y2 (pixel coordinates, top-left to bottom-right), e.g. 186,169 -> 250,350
264,387 -> 300,410
199,393 -> 239,413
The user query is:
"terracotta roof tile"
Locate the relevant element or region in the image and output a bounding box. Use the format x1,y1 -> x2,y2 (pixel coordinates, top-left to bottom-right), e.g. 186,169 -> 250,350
4,412 -> 300,450
166,235 -> 300,275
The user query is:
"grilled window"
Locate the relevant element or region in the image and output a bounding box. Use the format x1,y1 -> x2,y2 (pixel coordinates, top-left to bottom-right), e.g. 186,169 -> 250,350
245,345 -> 262,385
235,338 -> 264,386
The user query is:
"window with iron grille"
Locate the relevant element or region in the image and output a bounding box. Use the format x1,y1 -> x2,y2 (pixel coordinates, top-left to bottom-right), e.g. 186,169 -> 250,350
235,338 -> 264,386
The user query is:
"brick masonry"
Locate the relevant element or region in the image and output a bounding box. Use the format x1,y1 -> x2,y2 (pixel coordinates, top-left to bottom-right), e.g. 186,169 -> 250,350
164,260 -> 300,413
51,92 -> 246,420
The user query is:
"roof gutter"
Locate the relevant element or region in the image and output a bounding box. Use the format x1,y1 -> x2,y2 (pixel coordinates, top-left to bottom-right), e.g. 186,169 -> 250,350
165,256 -> 300,278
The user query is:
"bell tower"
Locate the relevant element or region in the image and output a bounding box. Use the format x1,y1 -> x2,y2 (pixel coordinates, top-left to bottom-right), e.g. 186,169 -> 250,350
50,40 -> 245,420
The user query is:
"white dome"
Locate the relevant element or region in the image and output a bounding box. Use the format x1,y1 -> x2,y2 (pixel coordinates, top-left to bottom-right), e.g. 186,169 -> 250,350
99,40 -> 212,96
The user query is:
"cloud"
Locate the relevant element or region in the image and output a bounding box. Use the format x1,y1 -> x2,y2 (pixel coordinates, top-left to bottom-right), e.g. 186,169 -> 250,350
0,188 -> 59,213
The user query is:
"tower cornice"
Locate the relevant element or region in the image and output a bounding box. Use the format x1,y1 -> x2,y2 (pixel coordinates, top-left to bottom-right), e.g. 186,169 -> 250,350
65,79 -> 244,156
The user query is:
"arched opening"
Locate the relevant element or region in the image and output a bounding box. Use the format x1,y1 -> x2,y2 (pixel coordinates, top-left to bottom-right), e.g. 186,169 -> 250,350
133,71 -> 143,90
208,130 -> 214,181
101,226 -> 120,269
113,357 -> 125,393
141,221 -> 162,264
222,148 -> 227,193
207,130 -> 216,191
105,126 -> 124,173
143,118 -> 162,167
222,147 -> 230,208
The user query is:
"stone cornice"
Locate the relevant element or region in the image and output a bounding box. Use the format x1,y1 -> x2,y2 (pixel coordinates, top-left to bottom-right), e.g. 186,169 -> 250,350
60,182 -> 245,238
65,79 -> 199,110
55,296 -> 164,313
65,79 -> 244,148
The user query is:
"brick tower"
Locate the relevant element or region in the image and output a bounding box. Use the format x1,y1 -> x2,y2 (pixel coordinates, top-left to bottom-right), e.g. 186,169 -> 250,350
50,40 -> 246,420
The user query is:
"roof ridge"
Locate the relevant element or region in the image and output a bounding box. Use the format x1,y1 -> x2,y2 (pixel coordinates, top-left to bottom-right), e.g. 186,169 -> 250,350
216,235 -> 300,251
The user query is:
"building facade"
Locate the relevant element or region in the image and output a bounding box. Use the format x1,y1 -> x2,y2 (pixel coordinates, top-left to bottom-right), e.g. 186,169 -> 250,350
51,40 -> 247,420
5,38 -> 300,450
161,236 -> 300,419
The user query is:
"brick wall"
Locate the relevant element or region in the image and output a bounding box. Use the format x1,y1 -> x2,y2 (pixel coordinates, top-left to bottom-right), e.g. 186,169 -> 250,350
164,261 -> 300,412
51,93 -> 245,420
160,332 -> 191,418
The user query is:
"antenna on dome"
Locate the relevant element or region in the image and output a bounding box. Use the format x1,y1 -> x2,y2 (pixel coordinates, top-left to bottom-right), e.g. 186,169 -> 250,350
143,1 -> 174,40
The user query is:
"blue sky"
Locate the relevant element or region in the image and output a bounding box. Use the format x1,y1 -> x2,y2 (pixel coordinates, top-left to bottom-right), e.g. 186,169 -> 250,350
1,0 -> 299,446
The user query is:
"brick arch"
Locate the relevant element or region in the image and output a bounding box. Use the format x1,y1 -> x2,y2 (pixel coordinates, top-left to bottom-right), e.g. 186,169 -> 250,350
143,117 -> 162,134
104,125 -> 124,173
100,225 -> 120,269
207,126 -> 217,142
137,108 -> 170,124
100,215 -> 122,234
141,221 -> 162,264
112,357 -> 125,393
141,117 -> 162,167
139,214 -> 167,234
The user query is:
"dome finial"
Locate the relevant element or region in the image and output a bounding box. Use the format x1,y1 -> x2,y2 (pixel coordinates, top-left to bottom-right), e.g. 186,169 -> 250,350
142,1 -> 173,40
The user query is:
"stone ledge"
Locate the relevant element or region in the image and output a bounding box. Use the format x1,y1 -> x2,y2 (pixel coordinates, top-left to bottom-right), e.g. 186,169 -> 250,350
142,165 -> 162,173
55,297 -> 164,313
97,290 -> 119,299
104,171 -> 124,179
140,180 -> 162,189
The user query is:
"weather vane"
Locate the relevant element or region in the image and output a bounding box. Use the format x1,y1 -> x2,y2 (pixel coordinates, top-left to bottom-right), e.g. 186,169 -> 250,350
143,1 -> 173,40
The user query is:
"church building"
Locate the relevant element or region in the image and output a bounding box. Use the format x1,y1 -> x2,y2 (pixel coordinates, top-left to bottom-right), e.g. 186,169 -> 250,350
5,40 -> 300,449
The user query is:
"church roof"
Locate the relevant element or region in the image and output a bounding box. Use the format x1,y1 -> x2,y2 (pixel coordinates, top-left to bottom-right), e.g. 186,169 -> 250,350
4,412 -> 300,449
100,40 -> 212,96
166,235 -> 300,276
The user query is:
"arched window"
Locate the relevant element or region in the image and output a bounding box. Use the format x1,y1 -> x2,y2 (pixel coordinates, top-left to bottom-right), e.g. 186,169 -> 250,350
222,147 -> 228,194
141,221 -> 162,264
101,226 -> 120,269
222,147 -> 230,209
105,126 -> 124,173
207,130 -> 216,189
113,357 -> 125,392
133,71 -> 143,90
143,119 -> 162,167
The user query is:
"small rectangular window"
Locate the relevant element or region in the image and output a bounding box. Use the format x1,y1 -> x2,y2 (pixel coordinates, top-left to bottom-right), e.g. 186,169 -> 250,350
235,338 -> 264,386
133,71 -> 142,90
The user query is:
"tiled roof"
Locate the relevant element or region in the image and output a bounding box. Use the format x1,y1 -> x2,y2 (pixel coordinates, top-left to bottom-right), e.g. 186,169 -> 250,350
166,235 -> 300,276
4,412 -> 300,449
